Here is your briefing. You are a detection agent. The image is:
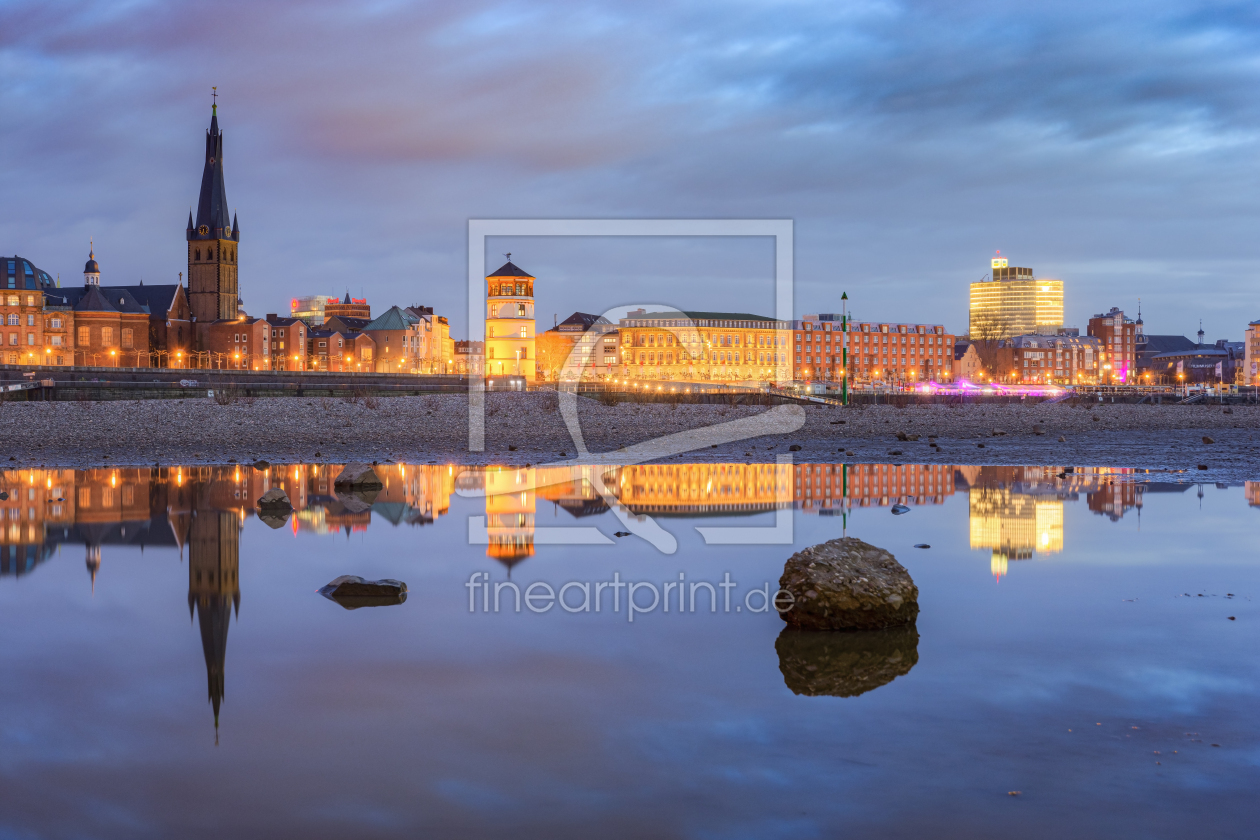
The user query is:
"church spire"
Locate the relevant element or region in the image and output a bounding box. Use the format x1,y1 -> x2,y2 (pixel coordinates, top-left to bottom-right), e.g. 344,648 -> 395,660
191,94 -> 230,240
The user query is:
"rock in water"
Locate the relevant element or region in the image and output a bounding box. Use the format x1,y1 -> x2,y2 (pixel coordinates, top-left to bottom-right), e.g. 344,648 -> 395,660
257,488 -> 292,510
319,575 -> 407,610
776,625 -> 919,697
890,503 -> 910,515
334,462 -> 384,489
779,537 -> 919,630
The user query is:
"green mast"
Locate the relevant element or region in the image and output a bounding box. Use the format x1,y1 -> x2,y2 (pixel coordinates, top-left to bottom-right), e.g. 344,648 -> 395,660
841,292 -> 849,406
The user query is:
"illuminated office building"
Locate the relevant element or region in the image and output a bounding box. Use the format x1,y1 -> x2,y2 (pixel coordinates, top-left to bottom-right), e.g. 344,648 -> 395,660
969,257 -> 1064,339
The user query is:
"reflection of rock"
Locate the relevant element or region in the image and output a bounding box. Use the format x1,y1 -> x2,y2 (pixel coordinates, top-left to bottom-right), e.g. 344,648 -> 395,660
334,463 -> 383,490
779,537 -> 919,630
318,575 -> 407,610
776,625 -> 919,697
335,487 -> 379,514
257,511 -> 290,529
257,488 -> 291,510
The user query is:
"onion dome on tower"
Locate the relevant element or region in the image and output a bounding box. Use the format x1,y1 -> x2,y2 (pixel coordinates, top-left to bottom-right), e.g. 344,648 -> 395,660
84,241 -> 100,285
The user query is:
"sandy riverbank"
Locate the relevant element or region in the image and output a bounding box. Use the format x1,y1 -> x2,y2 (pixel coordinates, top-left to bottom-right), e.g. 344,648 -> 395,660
2,393 -> 1257,480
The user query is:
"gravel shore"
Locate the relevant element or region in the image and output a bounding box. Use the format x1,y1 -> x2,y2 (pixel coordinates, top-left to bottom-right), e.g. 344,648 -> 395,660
3,394 -> 1257,481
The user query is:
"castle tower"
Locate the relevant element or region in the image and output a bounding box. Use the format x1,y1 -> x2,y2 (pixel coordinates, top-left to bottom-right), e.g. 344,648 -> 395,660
188,509 -> 241,738
83,241 -> 100,286
186,96 -> 240,323
485,258 -> 535,379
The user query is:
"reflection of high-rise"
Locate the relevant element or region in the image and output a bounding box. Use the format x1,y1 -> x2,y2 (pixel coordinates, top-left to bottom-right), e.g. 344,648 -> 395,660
187,510 -> 241,737
962,466 -> 1132,579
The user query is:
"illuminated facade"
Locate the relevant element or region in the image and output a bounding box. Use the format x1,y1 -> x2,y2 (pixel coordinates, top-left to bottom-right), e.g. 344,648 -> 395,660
485,260 -> 536,379
845,321 -> 956,385
969,259 -> 1064,339
617,310 -> 792,382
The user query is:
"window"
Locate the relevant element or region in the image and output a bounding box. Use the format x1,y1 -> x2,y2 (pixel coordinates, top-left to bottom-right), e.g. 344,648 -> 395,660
50,318 -> 61,329
487,347 -> 494,359
26,333 -> 34,346
101,327 -> 113,346
51,336 -> 61,346
517,303 -> 526,316
25,296 -> 33,306
6,315 -> 15,326
279,341 -> 285,350
519,326 -> 527,338
78,326 -> 89,346
9,333 -> 17,346
122,328 -> 133,349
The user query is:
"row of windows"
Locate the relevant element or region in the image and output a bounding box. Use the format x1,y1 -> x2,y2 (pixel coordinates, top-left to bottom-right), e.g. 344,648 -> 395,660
630,332 -> 788,348
4,296 -> 37,306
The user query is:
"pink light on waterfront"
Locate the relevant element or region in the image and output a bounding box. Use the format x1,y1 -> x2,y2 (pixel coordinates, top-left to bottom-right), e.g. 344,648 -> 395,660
917,379 -> 1069,397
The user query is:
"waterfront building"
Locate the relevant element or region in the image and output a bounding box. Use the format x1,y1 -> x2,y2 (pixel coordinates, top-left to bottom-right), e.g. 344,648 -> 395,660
362,306 -> 425,373
1148,340 -> 1240,385
485,260 -> 536,379
263,314 -> 309,371
617,310 -> 791,382
995,334 -> 1101,385
1245,320 -> 1260,385
846,321 -> 955,384
454,340 -> 484,375
537,312 -> 617,380
969,258 -> 1064,339
186,102 -> 240,323
202,316 -> 269,369
1087,307 -> 1137,384
953,341 -> 982,382
2,255 -> 58,366
324,292 -> 371,321
290,295 -> 339,325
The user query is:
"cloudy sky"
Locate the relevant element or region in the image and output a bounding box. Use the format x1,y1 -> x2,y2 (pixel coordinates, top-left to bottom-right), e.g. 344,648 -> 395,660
3,0 -> 1258,340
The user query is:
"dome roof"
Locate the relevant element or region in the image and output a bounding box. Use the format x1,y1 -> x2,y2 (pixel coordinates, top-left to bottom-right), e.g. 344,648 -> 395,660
5,255 -> 58,291
84,247 -> 99,275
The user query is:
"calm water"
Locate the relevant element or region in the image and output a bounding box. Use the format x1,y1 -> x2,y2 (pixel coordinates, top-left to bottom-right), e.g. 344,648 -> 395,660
0,463 -> 1257,839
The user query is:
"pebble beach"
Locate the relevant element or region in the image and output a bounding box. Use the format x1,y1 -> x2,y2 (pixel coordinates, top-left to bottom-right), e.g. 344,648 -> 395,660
3,393 -> 1258,481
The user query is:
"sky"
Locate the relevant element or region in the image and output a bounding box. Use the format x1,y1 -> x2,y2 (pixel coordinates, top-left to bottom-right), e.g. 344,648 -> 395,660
2,0 -> 1258,341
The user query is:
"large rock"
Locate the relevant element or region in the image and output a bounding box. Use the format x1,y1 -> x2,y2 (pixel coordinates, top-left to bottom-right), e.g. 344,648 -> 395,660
776,625 -> 919,697
334,462 -> 384,489
779,537 -> 918,630
257,487 -> 292,510
318,575 -> 407,610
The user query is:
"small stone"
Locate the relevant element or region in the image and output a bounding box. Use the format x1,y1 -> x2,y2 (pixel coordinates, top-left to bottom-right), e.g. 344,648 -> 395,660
914,544 -> 930,549
789,444 -> 802,452
1197,464 -> 1208,470
1058,436 -> 1066,442
318,575 -> 407,610
891,503 -> 910,515
508,445 -> 517,451
1033,424 -> 1045,435
889,450 -> 903,456
1202,436 -> 1215,444
779,537 -> 919,630
977,443 -> 985,448
613,531 -> 631,537
252,460 -> 270,471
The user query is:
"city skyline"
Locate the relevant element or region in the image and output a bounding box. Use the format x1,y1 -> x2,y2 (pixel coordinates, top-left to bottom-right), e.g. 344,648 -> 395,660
3,1 -> 1257,342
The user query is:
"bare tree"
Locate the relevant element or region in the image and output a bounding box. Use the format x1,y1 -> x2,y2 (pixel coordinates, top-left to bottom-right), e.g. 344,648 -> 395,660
967,315 -> 1012,378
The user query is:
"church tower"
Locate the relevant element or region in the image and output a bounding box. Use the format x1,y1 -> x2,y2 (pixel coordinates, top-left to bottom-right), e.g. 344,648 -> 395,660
83,241 -> 100,285
186,94 -> 240,323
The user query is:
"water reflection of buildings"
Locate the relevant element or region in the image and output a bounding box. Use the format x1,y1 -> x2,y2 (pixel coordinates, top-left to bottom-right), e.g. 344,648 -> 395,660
0,464 -> 459,734
958,466 -> 1146,579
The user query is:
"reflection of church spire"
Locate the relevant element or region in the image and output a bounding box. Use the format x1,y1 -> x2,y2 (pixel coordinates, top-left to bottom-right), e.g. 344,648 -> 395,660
85,544 -> 101,593
187,509 -> 240,742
